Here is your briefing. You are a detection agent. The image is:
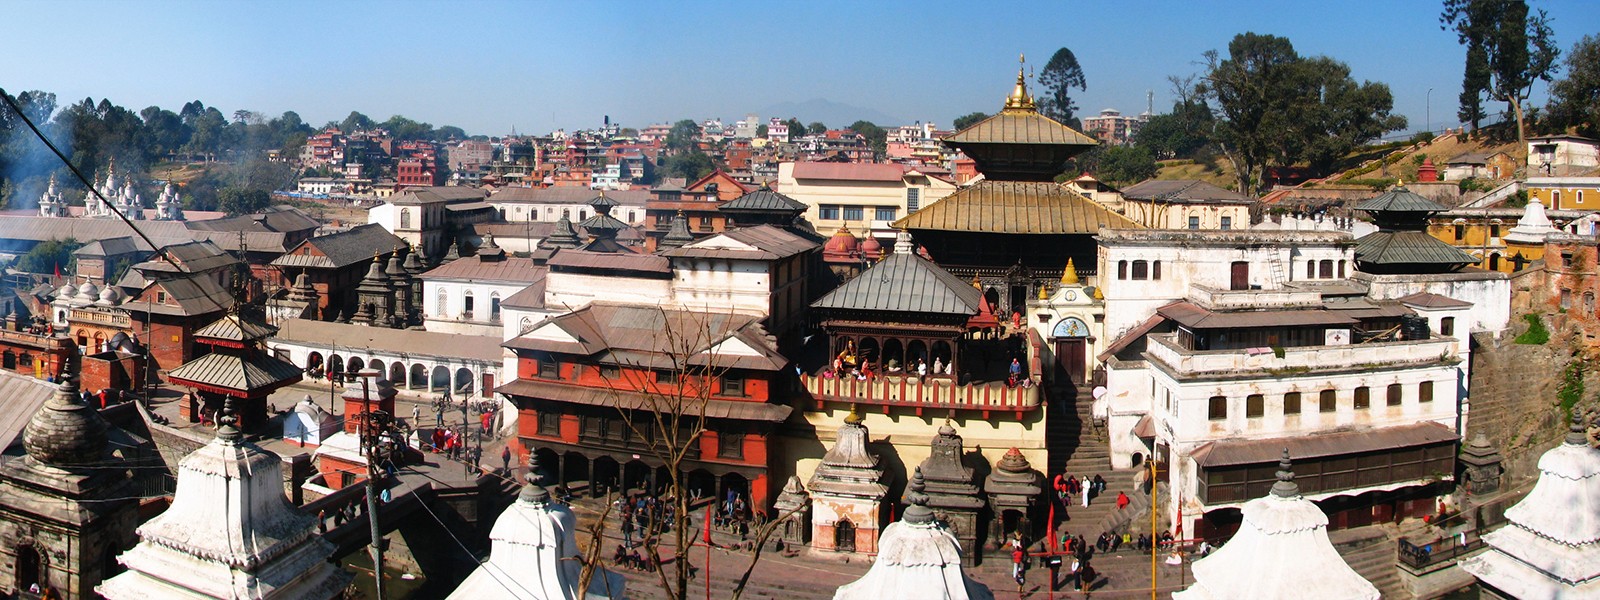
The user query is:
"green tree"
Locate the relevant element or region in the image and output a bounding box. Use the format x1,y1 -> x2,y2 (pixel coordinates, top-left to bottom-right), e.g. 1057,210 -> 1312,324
1038,47 -> 1088,128
381,115 -> 434,140
339,111 -> 374,133
665,119 -> 701,153
1198,33 -> 1404,195
435,125 -> 467,141
1549,35 -> 1600,137
783,118 -> 805,140
661,151 -> 714,181
848,120 -> 887,153
953,111 -> 990,131
15,238 -> 82,275
1133,101 -> 1212,159
216,187 -> 271,216
1093,146 -> 1159,186
1442,0 -> 1560,161
806,122 -> 827,135
756,123 -> 769,139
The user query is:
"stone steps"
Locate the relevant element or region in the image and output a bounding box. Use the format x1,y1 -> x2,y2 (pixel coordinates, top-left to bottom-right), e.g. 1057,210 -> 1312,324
1333,527 -> 1406,599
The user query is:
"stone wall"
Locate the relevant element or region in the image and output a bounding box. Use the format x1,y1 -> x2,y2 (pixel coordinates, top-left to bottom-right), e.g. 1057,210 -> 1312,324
1467,316 -> 1596,483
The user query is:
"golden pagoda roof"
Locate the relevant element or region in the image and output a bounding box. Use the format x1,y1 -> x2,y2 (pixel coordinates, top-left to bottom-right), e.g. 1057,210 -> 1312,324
892,180 -> 1139,234
946,62 -> 1097,147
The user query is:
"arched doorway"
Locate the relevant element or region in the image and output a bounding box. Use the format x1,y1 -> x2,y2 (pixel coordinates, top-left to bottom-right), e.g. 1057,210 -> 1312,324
931,341 -> 952,375
720,472 -> 750,518
563,453 -> 591,496
593,456 -> 620,497
687,469 -> 716,502
1052,317 -> 1091,385
347,357 -> 365,374
532,447 -> 560,484
329,355 -> 345,381
623,460 -> 652,495
835,519 -> 856,552
857,338 -> 880,370
907,340 -> 928,372
368,360 -> 385,381
389,362 -> 405,385
431,366 -> 451,392
410,364 -> 428,389
14,541 -> 41,593
455,368 -> 475,396
306,352 -> 323,374
882,339 -> 905,372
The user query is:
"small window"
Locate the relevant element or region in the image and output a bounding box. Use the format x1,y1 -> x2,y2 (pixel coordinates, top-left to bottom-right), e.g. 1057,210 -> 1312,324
721,376 -> 745,397
1454,224 -> 1465,240
1552,190 -> 1562,208
1118,260 -> 1128,280
1131,260 -> 1149,280
658,371 -> 678,385
842,206 -> 864,221
718,430 -> 745,459
537,411 -> 560,435
1440,317 -> 1455,337
1208,396 -> 1227,421
819,205 -> 840,220
1490,224 -> 1501,238
400,208 -> 411,229
1188,216 -> 1200,230
1419,381 -> 1434,403
156,291 -> 167,304
1246,394 -> 1264,418
1354,386 -> 1370,409
907,188 -> 920,211
1387,383 -> 1403,406
1319,260 -> 1334,279
874,206 -> 897,221
1220,216 -> 1232,230
600,365 -> 621,380
1320,389 -> 1337,413
538,356 -> 559,379
700,216 -> 713,228
1152,261 -> 1162,280
1307,262 -> 1316,278
1284,392 -> 1301,415
1338,260 -> 1347,278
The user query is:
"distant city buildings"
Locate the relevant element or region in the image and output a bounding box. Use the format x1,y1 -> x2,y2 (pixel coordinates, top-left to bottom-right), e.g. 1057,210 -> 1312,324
1079,108 -> 1147,146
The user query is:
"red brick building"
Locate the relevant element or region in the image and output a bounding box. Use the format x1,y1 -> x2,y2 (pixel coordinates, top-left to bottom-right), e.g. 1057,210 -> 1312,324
498,302 -> 792,509
642,171 -> 751,251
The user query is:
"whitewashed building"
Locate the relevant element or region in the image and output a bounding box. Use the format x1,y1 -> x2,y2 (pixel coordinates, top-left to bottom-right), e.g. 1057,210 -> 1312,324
420,233 -> 547,336
487,187 -> 649,226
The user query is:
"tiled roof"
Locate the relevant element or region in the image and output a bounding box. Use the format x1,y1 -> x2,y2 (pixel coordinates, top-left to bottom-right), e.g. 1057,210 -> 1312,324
1122,179 -> 1255,204
185,207 -> 319,234
274,318 -> 504,362
659,225 -> 818,261
945,111 -> 1098,147
75,236 -> 150,258
1353,231 -> 1478,266
499,279 -> 547,310
0,216 -> 193,246
388,186 -> 486,205
1191,421 -> 1457,467
139,273 -> 236,317
578,212 -> 629,231
420,255 -> 547,284
1355,187 -> 1449,213
546,250 -> 670,274
137,240 -> 239,274
1397,292 -> 1474,309
503,302 -> 787,372
718,186 -> 809,212
189,230 -> 292,254
811,251 -> 981,316
791,162 -> 906,182
193,313 -> 278,343
494,378 -> 792,422
489,187 -> 651,206
272,223 -> 404,270
893,180 -> 1139,234
166,352 -> 303,392
0,370 -> 57,451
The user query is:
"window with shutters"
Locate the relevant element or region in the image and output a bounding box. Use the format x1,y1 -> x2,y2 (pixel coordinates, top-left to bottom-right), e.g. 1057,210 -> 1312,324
1354,386 -> 1370,409
718,430 -> 745,458
1208,396 -> 1227,420
1246,394 -> 1264,418
1320,389 -> 1337,413
1387,384 -> 1403,406
1284,392 -> 1301,415
1419,381 -> 1434,403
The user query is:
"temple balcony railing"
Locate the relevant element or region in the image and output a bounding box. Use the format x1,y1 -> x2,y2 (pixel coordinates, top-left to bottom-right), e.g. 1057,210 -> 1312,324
0,329 -> 58,350
1187,285 -> 1325,311
1146,333 -> 1459,377
799,371 -> 1041,419
68,307 -> 132,329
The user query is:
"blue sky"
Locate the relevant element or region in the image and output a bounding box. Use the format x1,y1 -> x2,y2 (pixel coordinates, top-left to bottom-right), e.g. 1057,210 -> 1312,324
3,0 -> 1596,137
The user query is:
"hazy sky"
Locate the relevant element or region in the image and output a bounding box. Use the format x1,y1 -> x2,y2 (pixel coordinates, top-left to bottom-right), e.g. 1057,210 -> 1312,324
3,0 -> 1597,137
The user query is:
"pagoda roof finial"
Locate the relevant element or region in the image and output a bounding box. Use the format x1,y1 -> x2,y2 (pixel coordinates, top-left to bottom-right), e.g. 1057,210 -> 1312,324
1061,258 -> 1080,285
1270,448 -> 1300,498
1003,53 -> 1036,113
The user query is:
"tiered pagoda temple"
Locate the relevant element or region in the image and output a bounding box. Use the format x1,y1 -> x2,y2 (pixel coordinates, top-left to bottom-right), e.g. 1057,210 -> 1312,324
808,409 -> 888,554
917,423 -> 985,565
983,447 -> 1042,550
166,312 -> 302,430
1352,186 -> 1477,274
895,61 -> 1138,316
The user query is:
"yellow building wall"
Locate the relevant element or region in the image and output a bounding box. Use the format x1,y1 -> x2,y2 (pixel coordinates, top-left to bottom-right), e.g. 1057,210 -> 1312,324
1529,185 -> 1600,211
779,407 -> 1049,499
1425,218 -> 1543,273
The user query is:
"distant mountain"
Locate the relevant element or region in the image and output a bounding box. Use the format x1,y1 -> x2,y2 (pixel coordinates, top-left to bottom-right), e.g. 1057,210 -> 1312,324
757,98 -> 906,129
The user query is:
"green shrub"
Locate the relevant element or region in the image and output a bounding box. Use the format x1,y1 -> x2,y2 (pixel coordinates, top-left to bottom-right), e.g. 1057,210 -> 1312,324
1558,360 -> 1584,418
1515,313 -> 1550,345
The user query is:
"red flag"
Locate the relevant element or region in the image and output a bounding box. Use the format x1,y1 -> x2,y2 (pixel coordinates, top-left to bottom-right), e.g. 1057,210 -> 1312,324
1048,503 -> 1057,552
702,505 -> 713,546
53,263 -> 60,279
1175,494 -> 1184,541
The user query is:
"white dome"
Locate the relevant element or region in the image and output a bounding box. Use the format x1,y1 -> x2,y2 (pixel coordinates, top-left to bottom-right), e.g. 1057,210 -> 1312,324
57,283 -> 78,301
76,280 -> 99,302
95,286 -> 120,306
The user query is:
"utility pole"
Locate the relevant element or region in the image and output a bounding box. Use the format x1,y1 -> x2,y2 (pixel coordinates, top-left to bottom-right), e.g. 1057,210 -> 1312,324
359,368 -> 387,600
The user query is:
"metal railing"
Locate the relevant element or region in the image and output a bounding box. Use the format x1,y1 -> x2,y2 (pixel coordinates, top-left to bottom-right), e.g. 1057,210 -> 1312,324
1398,534 -> 1483,570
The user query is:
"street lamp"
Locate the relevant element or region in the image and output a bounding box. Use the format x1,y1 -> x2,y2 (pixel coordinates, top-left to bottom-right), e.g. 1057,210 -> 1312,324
1426,88 -> 1433,136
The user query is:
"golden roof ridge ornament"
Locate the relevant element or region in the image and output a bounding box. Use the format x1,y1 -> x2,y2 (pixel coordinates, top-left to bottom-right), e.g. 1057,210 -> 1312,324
1061,258 -> 1080,285
1003,53 -> 1036,113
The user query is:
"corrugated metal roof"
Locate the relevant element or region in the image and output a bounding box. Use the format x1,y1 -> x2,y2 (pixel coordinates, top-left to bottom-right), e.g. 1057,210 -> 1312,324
718,187 -> 808,212
0,371 -> 57,451
274,318 -> 504,362
134,273 -> 236,317
186,207 -> 319,234
660,225 -> 817,261
75,236 -> 150,258
502,302 -> 786,372
273,224 -> 405,270
193,314 -> 278,342
1398,292 -> 1474,309
494,378 -> 792,422
0,216 -> 193,246
811,252 -> 982,316
388,186 -> 487,205
791,162 -> 906,182
1190,421 -> 1458,467
1157,302 -> 1358,329
1355,187 -> 1449,213
489,187 -> 651,206
893,180 -> 1139,234
577,212 -> 629,231
499,280 -> 547,310
419,255 -> 547,284
1353,231 -> 1478,266
547,250 -> 670,274
1122,179 -> 1256,204
945,110 -> 1098,146
166,352 -> 303,392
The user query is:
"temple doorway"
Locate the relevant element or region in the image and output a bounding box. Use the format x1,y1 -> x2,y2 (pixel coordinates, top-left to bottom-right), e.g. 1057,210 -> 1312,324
835,519 -> 856,552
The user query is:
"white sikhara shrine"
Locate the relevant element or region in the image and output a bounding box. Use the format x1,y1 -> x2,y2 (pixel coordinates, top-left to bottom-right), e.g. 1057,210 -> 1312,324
833,467 -> 993,600
1173,451 -> 1379,600
448,457 -> 625,600
97,406 -> 352,599
1462,411 -> 1600,598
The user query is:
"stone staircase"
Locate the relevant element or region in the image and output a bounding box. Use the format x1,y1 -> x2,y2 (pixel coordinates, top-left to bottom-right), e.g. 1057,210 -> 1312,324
1043,385 -> 1158,543
1331,526 -> 1405,599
